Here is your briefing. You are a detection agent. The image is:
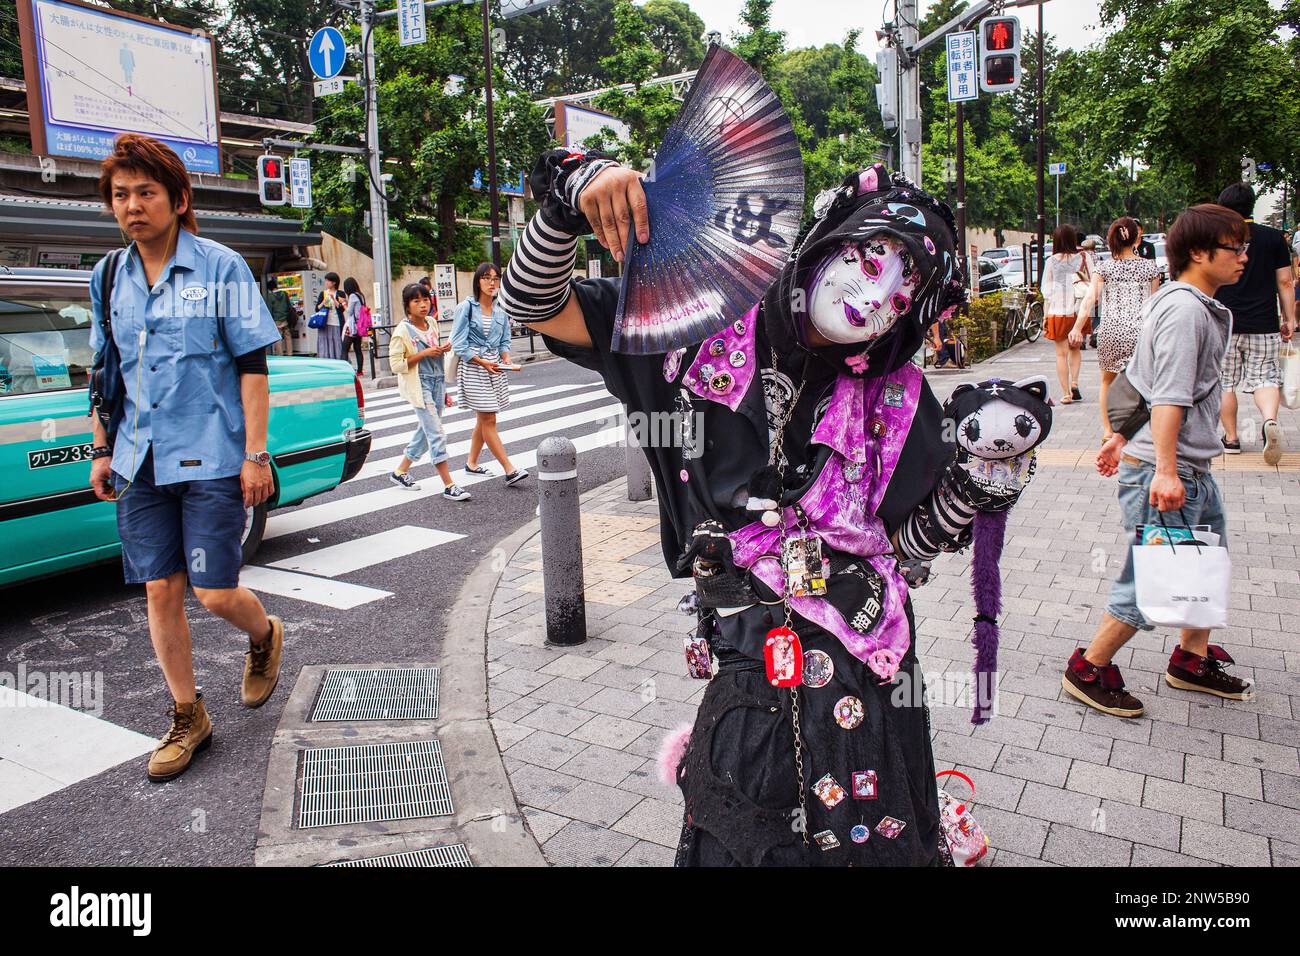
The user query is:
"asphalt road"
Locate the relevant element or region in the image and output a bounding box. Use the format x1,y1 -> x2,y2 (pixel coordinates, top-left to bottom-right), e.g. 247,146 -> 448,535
0,354 -> 624,866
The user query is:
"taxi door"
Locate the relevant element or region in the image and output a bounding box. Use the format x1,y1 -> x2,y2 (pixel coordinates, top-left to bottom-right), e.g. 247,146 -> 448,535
0,272 -> 120,586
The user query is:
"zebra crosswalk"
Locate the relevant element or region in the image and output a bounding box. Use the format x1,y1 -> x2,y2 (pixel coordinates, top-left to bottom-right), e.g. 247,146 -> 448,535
242,374 -> 625,608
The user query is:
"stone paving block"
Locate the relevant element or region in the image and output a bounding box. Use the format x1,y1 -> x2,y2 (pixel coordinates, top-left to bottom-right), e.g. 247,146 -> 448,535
1041,822 -> 1133,867
1222,734 -> 1300,775
1107,739 -> 1184,783
1142,777 -> 1223,825
548,780 -> 644,828
543,819 -> 638,867
521,805 -> 569,843
583,686 -> 653,718
1015,781 -> 1100,829
1179,818 -> 1271,867
974,804 -> 1050,859
641,648 -> 689,675
528,675 -> 605,707
516,701 -> 597,735
570,714 -> 654,750
557,744 -> 646,787
491,696 -> 543,724
619,764 -> 684,803
1223,795 -> 1300,844
989,849 -> 1059,866
933,731 -> 1002,771
611,796 -> 683,848
1094,799 -> 1182,851
506,729 -> 590,771
968,714 -> 1047,749
597,622 -> 662,645
941,764 -> 1024,812
492,667 -> 554,697
1015,695 -> 1086,730
1183,754 -> 1263,800
634,697 -> 702,730
609,606 -> 674,628
538,654 -> 609,680
1066,760 -> 1145,806
1081,709 -> 1152,744
1040,725 -> 1114,765
615,839 -> 677,866
1132,845 -> 1220,867
1272,841 -> 1300,867
594,642 -> 658,666
1148,721 -> 1222,760
1263,770 -> 1300,811
626,725 -> 672,759
509,764 -> 586,811
994,745 -> 1071,786
585,662 -> 658,692
643,672 -> 705,703
489,718 -> 535,751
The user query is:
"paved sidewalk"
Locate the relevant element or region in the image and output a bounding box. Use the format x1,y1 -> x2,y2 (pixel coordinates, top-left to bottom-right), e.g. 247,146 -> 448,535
481,339 -> 1300,867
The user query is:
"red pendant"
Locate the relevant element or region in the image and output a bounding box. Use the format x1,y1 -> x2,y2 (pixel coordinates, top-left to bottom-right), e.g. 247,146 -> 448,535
764,626 -> 803,687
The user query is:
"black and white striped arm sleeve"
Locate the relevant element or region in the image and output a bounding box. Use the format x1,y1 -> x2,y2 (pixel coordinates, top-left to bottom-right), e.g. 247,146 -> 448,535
896,471 -> 977,561
499,206 -> 580,324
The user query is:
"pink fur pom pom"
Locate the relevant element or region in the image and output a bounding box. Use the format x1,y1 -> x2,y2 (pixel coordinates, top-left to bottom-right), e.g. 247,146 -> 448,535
657,723 -> 693,786
867,648 -> 901,683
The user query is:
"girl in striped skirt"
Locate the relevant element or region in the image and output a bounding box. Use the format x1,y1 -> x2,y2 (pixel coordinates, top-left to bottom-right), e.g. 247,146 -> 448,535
450,262 -> 528,485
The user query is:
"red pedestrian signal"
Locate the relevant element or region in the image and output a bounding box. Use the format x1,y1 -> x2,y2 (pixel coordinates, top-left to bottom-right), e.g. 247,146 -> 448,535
258,154 -> 286,206
978,15 -> 1021,93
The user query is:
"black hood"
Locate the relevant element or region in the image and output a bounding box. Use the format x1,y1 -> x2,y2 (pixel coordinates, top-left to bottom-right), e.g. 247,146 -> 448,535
763,164 -> 967,377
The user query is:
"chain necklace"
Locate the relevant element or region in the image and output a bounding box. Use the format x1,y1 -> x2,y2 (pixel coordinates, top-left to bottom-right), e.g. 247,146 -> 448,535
768,346 -> 811,846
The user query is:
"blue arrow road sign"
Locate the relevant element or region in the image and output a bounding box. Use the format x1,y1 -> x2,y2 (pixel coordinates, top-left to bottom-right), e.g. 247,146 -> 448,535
308,27 -> 346,80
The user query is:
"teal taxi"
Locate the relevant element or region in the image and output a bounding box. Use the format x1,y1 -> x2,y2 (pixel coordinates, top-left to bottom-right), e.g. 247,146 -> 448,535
0,267 -> 371,586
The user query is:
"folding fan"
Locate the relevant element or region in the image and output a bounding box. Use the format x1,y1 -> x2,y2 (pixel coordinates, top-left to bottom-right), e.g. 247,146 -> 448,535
611,44 -> 805,354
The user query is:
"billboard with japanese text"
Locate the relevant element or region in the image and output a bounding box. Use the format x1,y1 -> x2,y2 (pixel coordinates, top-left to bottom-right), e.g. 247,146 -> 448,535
17,0 -> 222,173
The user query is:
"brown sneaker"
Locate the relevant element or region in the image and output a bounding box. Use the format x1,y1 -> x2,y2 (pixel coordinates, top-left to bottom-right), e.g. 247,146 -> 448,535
1061,648 -> 1145,718
148,694 -> 213,782
241,615 -> 284,708
1165,645 -> 1253,701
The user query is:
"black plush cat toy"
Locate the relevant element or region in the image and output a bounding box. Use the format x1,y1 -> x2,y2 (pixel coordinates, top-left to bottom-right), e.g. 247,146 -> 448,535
944,376 -> 1053,723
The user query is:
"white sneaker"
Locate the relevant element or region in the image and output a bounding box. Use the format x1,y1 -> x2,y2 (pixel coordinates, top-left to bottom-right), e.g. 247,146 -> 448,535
442,484 -> 472,501
390,471 -> 420,490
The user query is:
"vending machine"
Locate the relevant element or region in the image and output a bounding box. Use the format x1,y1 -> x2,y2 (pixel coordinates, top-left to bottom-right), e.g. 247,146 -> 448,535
269,269 -> 328,355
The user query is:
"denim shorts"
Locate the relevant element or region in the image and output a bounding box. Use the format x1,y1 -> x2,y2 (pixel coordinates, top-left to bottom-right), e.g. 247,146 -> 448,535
112,451 -> 247,589
402,380 -> 449,466
1106,459 -> 1227,630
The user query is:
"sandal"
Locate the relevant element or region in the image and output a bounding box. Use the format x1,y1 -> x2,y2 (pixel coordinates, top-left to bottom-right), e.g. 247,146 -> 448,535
462,463 -> 490,475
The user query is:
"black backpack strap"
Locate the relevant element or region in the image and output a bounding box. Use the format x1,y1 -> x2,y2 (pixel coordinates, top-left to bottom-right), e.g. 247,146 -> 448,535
96,249 -> 123,360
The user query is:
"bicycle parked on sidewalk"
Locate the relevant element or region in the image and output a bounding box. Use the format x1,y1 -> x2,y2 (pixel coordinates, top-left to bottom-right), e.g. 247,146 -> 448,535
1000,285 -> 1044,346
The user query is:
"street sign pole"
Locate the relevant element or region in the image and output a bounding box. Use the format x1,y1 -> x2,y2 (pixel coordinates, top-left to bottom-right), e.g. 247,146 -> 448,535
360,0 -> 394,329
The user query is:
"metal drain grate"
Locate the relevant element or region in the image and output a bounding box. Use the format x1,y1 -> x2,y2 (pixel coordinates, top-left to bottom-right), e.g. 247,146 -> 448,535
298,740 -> 454,829
311,667 -> 441,721
324,844 -> 472,867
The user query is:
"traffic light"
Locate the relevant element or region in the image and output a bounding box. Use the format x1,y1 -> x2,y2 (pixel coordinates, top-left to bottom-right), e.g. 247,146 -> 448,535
978,15 -> 1021,93
258,154 -> 286,206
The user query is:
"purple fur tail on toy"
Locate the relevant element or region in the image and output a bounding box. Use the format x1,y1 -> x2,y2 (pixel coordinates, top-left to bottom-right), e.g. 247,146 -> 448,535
970,508 -> 1008,724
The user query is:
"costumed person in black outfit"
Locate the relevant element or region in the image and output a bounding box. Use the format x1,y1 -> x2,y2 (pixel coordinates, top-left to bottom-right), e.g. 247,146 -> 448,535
500,115 -> 1040,867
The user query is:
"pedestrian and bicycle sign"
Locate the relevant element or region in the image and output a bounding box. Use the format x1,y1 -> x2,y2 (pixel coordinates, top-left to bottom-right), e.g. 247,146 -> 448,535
308,27 -> 345,80
946,31 -> 978,103
290,158 -> 312,209
1049,162 -> 1067,176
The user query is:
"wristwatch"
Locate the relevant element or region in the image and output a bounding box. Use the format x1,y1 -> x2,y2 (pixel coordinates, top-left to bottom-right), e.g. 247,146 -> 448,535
245,450 -> 271,466
90,446 -> 112,460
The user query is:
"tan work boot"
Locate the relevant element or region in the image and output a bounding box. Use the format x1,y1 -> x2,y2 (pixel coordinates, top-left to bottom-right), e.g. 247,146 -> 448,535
241,615 -> 284,708
148,694 -> 213,782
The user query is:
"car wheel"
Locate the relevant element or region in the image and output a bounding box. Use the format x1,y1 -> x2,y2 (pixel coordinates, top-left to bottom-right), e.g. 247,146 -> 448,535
240,502 -> 268,566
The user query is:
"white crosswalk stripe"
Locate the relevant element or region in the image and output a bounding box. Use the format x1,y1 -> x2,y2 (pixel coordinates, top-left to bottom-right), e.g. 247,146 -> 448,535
241,373 -> 626,609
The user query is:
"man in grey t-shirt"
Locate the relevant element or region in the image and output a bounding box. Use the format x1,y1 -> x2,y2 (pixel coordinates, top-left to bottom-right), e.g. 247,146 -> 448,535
1063,204 -> 1254,720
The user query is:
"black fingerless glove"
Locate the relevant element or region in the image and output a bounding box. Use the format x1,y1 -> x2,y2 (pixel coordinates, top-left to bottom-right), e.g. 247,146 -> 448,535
528,147 -> 619,236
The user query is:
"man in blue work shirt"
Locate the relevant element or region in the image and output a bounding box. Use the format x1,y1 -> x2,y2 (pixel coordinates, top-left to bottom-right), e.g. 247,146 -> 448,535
87,134 -> 285,782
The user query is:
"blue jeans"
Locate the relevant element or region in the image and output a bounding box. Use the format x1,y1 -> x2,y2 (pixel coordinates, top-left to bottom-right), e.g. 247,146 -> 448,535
1106,459 -> 1227,630
403,380 -> 448,466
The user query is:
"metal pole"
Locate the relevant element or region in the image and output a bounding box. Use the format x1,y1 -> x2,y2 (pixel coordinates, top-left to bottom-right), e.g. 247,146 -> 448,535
1055,173 -> 1060,228
481,0 -> 502,269
898,0 -> 921,184
362,0 -> 394,329
956,101 -> 966,269
537,436 -> 586,645
1035,2 -> 1045,283
625,420 -> 652,502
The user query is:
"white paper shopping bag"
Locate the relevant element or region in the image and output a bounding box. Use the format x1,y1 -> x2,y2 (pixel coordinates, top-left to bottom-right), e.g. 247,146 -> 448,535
1132,541 -> 1231,629
1281,343 -> 1300,410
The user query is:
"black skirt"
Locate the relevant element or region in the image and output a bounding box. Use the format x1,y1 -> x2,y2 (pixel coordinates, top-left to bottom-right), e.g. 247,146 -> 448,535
674,601 -> 943,867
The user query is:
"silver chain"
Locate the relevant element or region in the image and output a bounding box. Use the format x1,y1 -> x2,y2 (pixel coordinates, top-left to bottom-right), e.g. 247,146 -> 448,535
769,347 -> 810,846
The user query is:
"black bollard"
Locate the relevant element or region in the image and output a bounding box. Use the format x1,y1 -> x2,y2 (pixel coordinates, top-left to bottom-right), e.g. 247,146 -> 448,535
537,436 -> 586,646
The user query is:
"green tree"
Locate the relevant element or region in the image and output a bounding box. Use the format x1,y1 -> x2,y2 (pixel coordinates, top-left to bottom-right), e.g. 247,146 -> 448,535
640,0 -> 706,74
589,0 -> 681,168
222,0 -> 342,121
